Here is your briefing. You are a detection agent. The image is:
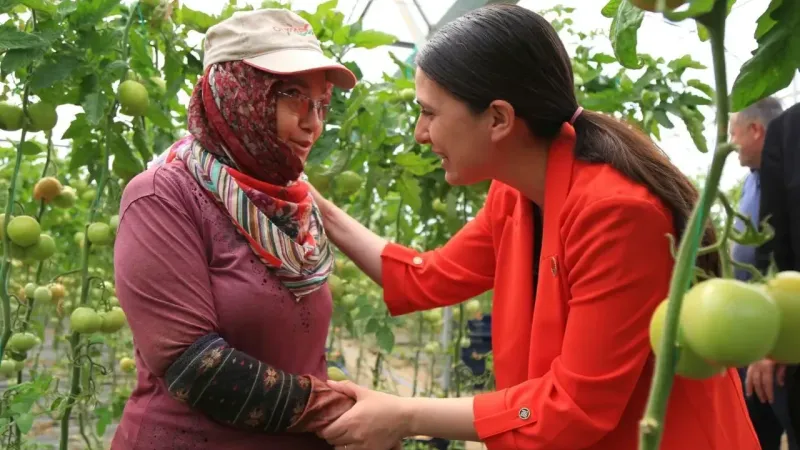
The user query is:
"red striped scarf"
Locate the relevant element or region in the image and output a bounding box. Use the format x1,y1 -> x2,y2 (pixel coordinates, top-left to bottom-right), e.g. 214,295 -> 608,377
161,62 -> 333,299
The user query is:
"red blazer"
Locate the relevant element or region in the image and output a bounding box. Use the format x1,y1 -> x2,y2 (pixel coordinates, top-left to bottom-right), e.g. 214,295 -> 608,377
381,124 -> 760,449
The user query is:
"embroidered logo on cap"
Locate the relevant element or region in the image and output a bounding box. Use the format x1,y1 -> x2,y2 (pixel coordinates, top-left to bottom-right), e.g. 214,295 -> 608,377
273,23 -> 314,36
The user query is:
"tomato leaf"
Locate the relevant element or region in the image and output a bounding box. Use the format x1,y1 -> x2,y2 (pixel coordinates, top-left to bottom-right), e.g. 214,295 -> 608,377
128,29 -> 153,74
678,93 -> 713,106
145,103 -> 173,129
177,5 -> 219,33
56,0 -> 78,18
20,0 -> 57,15
376,326 -> 395,353
730,0 -> 800,111
365,317 -> 379,334
0,28 -> 48,50
163,49 -> 184,98
679,106 -> 709,153
29,55 -> 81,91
663,0 -> 715,21
1,48 -> 44,75
667,55 -> 707,74
70,141 -> 100,172
82,93 -> 108,126
132,119 -> 151,163
350,30 -> 396,49
609,0 -> 644,69
75,0 -> 121,27
601,0 -> 622,17
397,172 -> 422,212
687,79 -> 715,99
395,152 -> 439,176
110,130 -> 144,178
63,114 -> 92,140
653,108 -> 675,129
755,0 -> 782,39
95,406 -> 111,436
13,413 -> 33,434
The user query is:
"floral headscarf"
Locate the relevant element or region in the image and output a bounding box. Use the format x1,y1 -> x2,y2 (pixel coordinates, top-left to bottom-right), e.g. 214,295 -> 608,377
160,61 -> 333,299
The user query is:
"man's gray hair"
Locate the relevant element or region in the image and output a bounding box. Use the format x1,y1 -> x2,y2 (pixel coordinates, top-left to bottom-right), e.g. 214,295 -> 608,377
733,96 -> 784,127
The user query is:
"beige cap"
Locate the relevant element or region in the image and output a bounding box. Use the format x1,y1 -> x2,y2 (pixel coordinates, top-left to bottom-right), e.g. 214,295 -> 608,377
203,9 -> 357,90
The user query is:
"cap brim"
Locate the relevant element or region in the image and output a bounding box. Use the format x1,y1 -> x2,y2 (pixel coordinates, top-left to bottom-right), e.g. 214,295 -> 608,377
244,49 -> 358,90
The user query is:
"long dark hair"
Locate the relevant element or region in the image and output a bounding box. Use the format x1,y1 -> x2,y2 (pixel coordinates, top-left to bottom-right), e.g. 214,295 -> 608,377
416,4 -> 718,276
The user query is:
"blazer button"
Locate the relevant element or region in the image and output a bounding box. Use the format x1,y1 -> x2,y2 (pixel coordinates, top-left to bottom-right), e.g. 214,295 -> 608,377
412,256 -> 423,265
519,407 -> 531,420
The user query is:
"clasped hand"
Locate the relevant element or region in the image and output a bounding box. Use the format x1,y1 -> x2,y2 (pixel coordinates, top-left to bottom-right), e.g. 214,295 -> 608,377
317,380 -> 410,450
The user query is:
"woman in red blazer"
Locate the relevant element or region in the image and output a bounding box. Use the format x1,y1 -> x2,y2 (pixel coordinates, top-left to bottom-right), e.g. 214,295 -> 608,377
312,5 -> 760,450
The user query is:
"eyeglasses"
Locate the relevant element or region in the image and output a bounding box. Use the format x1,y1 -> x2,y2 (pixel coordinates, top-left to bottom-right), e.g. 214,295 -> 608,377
275,89 -> 330,120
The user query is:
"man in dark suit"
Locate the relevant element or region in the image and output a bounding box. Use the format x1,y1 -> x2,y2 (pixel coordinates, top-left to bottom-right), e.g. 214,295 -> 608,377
730,97 -> 797,450
756,100 -> 800,446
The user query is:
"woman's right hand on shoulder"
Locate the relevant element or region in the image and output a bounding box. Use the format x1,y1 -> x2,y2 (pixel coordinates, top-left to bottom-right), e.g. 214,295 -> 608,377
304,178 -> 387,285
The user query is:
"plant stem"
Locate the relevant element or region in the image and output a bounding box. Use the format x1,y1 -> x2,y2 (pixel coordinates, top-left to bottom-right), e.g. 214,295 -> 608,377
638,2 -> 730,449
0,82 -> 32,363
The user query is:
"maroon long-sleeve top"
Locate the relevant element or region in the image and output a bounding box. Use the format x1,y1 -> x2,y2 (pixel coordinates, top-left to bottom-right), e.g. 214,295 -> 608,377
110,161 -> 334,449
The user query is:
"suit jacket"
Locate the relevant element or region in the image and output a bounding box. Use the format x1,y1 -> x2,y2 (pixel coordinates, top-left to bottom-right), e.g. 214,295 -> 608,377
380,124 -> 760,449
755,101 -> 800,438
756,101 -> 800,273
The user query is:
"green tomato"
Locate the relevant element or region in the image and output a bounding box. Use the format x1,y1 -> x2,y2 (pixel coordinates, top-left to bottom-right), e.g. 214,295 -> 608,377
33,286 -> 52,303
680,278 -> 781,367
0,359 -> 16,376
336,171 -> 363,197
7,215 -> 41,247
70,307 -> 102,334
120,357 -> 136,373
0,102 -> 23,131
100,307 -> 127,333
118,80 -> 150,116
764,271 -> 800,363
26,102 -> 58,131
109,214 -> 120,234
340,294 -> 357,308
7,332 -> 39,353
87,222 -> 113,245
649,299 -> 723,379
327,366 -> 348,381
432,198 -> 447,214
51,186 -> 77,209
25,233 -> 56,261
328,274 -> 345,298
464,299 -> 481,317
24,282 -> 36,299
422,309 -> 440,324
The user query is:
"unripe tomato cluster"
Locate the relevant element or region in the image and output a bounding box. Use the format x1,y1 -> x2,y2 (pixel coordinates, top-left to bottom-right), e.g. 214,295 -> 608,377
70,305 -> 127,335
74,214 -> 119,248
650,271 -> 800,380
0,101 -> 58,132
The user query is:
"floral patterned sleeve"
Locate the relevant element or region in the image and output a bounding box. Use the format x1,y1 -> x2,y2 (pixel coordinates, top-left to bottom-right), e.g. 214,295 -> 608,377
164,334 -> 355,435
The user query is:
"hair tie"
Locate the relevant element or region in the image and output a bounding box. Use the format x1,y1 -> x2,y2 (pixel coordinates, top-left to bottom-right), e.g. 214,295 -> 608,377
569,107 -> 584,125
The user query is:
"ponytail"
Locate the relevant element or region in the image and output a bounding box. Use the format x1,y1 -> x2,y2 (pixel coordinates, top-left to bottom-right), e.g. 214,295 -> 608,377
571,110 -> 720,277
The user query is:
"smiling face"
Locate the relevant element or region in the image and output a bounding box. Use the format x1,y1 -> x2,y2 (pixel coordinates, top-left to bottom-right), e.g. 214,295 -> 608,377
274,71 -> 330,163
730,113 -> 766,169
413,68 -> 499,185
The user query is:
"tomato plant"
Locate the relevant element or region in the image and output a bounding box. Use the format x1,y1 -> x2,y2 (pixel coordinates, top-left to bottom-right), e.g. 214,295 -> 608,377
611,0 -> 800,448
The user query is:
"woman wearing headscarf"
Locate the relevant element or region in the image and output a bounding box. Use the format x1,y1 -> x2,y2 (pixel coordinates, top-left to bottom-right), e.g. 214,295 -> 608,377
110,9 -> 359,450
